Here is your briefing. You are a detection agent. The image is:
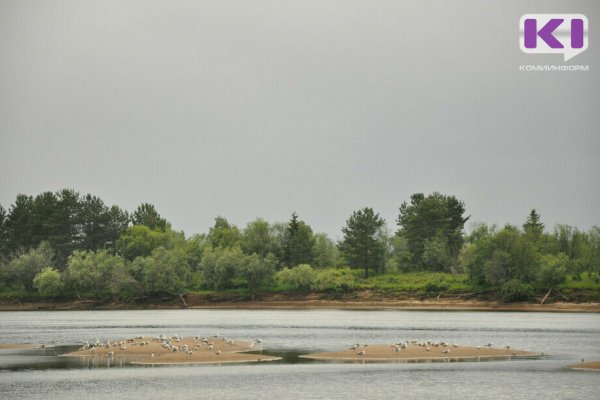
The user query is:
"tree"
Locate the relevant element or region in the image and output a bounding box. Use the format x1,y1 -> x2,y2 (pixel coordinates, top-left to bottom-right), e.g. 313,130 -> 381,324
5,242 -> 55,291
537,253 -> 568,289
241,253 -> 276,291
523,209 -> 545,238
78,194 -> 110,251
464,225 -> 540,286
65,250 -> 130,298
0,205 -> 7,256
283,213 -> 315,267
132,203 -> 167,231
338,207 -> 385,278
312,233 -> 339,268
134,247 -> 190,295
200,246 -> 244,290
422,233 -> 453,272
5,194 -> 35,253
242,219 -> 274,257
275,264 -> 317,290
33,267 -> 64,296
53,189 -> 82,264
207,217 -> 242,249
116,225 -> 185,261
105,205 -> 130,255
396,192 -> 469,270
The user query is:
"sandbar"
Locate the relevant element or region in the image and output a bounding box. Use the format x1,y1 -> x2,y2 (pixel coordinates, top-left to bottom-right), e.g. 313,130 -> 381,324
301,342 -> 541,362
0,343 -> 47,350
568,361 -> 600,371
61,336 -> 280,365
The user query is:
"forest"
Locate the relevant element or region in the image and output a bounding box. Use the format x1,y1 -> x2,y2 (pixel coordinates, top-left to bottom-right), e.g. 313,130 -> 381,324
0,189 -> 599,303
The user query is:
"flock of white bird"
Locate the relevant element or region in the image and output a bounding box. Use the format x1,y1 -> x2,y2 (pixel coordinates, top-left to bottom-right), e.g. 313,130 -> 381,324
78,334 -> 263,358
349,340 -> 509,356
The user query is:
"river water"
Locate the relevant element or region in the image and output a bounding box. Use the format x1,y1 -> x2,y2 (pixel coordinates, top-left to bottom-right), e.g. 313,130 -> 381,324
0,309 -> 598,399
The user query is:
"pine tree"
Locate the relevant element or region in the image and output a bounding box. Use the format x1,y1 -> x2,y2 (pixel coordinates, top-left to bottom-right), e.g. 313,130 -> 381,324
339,207 -> 385,278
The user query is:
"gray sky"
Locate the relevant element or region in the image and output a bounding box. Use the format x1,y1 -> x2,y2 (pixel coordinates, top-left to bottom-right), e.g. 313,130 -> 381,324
1,0 -> 599,239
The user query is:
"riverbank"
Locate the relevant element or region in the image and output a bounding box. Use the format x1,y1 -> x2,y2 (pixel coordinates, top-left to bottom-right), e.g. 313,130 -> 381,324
1,291 -> 599,312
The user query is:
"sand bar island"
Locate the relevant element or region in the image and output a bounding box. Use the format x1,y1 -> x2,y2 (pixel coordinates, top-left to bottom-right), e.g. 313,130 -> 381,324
60,335 -> 280,365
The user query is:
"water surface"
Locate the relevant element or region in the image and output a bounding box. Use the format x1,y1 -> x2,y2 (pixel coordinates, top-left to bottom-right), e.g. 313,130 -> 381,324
1,310 -> 598,399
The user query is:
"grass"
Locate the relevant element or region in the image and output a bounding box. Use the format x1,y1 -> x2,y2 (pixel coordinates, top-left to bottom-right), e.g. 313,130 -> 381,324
358,272 -> 472,292
561,274 -> 600,290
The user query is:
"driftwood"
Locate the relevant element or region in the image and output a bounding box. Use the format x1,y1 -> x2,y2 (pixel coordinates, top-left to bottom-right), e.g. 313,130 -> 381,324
554,289 -> 569,301
178,293 -> 188,307
540,287 -> 553,305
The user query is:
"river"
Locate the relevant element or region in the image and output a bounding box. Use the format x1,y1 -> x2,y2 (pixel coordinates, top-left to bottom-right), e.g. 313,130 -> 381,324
1,309 -> 598,399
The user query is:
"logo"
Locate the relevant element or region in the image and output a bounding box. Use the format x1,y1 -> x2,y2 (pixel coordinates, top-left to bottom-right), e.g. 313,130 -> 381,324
519,14 -> 588,61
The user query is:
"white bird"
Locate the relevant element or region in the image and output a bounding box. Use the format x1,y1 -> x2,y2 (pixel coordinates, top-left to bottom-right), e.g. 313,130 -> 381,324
357,351 -> 366,356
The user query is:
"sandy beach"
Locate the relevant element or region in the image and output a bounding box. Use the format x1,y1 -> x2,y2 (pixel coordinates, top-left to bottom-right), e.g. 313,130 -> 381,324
302,343 -> 541,362
568,361 -> 600,371
61,336 -> 280,365
2,295 -> 599,312
0,343 -> 40,350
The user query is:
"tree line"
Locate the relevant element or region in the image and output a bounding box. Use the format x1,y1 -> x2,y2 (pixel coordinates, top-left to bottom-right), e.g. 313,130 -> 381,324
0,189 -> 598,301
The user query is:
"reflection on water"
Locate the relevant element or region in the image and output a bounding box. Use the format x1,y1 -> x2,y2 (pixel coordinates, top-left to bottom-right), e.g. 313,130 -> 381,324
0,310 -> 599,399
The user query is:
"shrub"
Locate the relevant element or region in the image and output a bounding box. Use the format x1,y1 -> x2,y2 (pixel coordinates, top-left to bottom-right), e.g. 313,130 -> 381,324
33,267 -> 64,296
500,279 -> 533,303
313,268 -> 356,292
536,253 -> 568,289
275,264 -> 316,290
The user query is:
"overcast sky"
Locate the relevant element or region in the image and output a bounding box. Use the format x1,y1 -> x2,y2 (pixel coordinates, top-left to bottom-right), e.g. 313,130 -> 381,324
1,0 -> 598,239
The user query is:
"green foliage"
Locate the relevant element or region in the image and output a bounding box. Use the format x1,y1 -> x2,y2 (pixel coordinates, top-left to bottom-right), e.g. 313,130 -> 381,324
312,233 -> 340,268
464,225 -> 539,286
396,192 -> 468,271
500,279 -> 533,303
33,267 -> 64,296
422,233 -> 453,272
2,242 -> 55,291
537,253 -> 568,288
362,272 -> 470,292
0,205 -> 7,255
523,209 -> 545,240
1,190 -> 131,266
132,203 -> 167,231
200,246 -> 244,290
313,268 -> 356,292
386,235 -> 413,273
283,213 -> 315,267
117,225 -> 185,261
105,205 -> 130,255
208,217 -> 242,249
1,189 -> 599,303
242,219 -> 274,257
275,264 -> 317,290
65,250 -> 131,298
338,207 -> 385,278
241,253 -> 276,291
133,247 -> 190,295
